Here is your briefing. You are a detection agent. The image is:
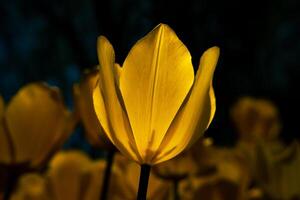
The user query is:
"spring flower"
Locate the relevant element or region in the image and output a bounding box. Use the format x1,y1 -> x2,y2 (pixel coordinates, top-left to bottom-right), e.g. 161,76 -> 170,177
0,83 -> 76,168
93,23 -> 219,165
73,69 -> 114,149
10,151 -> 107,200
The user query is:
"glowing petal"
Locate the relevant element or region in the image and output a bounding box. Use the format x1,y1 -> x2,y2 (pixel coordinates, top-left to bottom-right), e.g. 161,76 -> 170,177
153,47 -> 220,164
94,36 -> 141,163
5,83 -> 67,164
120,24 -> 194,161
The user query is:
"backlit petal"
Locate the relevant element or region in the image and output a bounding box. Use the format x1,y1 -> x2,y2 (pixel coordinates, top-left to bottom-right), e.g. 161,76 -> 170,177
5,83 -> 67,164
152,47 -> 220,164
120,24 -> 194,162
94,36 -> 141,163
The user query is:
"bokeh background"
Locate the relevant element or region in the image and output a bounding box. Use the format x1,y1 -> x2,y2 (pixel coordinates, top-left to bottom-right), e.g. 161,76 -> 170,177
0,0 -> 299,147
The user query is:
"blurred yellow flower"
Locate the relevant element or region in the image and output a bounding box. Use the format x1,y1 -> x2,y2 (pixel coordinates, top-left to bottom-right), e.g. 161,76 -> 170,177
230,96 -> 258,141
10,151 -> 106,200
230,97 -> 281,142
10,151 -> 171,200
73,69 -> 114,149
0,83 -> 76,168
253,99 -> 281,141
93,23 -> 219,165
153,151 -> 198,181
180,147 -> 250,200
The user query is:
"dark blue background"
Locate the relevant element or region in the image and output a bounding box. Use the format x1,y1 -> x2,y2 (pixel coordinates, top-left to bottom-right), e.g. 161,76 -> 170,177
0,0 -> 299,147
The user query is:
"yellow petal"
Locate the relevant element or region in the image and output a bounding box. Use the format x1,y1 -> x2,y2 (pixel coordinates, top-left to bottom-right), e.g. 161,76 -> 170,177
48,151 -> 91,200
5,83 -> 68,164
152,47 -> 220,164
94,36 -> 141,163
31,109 -> 77,168
82,161 -> 106,200
120,24 -> 194,161
73,70 -> 112,148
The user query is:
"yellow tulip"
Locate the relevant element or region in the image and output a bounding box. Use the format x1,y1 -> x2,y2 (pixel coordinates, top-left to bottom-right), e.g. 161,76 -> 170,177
73,69 -> 114,149
231,97 -> 281,142
253,99 -> 281,140
10,151 -> 109,200
0,83 -> 76,168
93,23 -> 219,165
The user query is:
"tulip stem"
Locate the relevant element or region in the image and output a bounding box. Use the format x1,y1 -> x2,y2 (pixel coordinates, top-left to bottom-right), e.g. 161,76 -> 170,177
173,179 -> 180,200
100,150 -> 115,200
137,164 -> 151,200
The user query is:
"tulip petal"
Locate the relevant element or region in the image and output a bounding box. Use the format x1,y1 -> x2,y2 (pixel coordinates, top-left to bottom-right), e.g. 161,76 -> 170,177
120,24 -> 194,161
152,47 -> 220,164
94,36 -> 141,163
73,71 -> 112,148
48,151 -> 91,200
5,83 -> 68,164
31,109 -> 76,168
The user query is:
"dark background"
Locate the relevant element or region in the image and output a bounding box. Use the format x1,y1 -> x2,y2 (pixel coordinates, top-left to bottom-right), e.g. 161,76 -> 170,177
0,0 -> 299,147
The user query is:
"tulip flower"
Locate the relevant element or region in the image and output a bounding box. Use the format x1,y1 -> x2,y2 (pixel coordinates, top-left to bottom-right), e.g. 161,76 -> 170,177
93,23 -> 219,165
252,99 -> 281,141
0,83 -> 76,168
93,23 -> 219,199
10,151 -> 108,200
73,69 -> 114,149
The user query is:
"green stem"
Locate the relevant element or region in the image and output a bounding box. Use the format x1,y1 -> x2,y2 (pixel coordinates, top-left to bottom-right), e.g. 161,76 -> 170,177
137,164 -> 151,200
100,150 -> 115,200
